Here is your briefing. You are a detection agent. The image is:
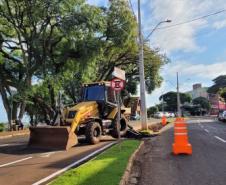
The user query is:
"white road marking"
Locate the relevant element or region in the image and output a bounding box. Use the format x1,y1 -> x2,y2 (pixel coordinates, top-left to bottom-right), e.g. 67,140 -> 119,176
197,120 -> 202,127
199,119 -> 216,123
32,142 -> 117,185
204,129 -> 209,133
0,157 -> 33,168
214,136 -> 226,143
0,144 -> 12,147
40,151 -> 57,158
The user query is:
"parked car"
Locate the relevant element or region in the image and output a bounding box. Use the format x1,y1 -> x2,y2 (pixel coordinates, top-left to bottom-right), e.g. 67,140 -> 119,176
154,112 -> 164,118
169,112 -> 175,118
154,112 -> 171,118
218,110 -> 226,122
164,112 -> 170,118
130,114 -> 141,120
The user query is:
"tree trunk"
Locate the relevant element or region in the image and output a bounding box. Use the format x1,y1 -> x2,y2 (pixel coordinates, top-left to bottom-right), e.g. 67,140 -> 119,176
0,85 -> 11,129
29,114 -> 34,126
12,102 -> 18,120
18,101 -> 26,121
48,81 -> 56,110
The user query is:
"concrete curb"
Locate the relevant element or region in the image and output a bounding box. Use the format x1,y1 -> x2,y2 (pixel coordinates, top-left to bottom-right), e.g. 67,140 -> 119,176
119,141 -> 144,185
0,129 -> 29,139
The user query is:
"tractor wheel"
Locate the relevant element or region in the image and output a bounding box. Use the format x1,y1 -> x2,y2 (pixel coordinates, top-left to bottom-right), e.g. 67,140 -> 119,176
111,116 -> 128,138
85,122 -> 102,144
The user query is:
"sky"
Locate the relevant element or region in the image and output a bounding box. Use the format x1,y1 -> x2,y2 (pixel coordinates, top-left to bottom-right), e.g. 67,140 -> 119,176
0,0 -> 226,122
87,0 -> 226,106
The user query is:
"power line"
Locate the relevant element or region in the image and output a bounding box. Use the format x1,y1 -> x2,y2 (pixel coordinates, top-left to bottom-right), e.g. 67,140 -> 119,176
156,9 -> 226,30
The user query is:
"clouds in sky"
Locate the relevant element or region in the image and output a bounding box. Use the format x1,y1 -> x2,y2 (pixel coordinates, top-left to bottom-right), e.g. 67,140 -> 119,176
143,0 -> 226,53
84,0 -> 226,107
86,0 -> 226,54
162,61 -> 226,80
147,60 -> 226,106
213,19 -> 226,29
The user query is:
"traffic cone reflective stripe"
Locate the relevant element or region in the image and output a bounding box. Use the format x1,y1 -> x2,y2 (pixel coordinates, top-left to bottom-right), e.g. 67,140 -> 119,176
175,117 -> 184,122
174,128 -> 187,133
175,123 -> 186,127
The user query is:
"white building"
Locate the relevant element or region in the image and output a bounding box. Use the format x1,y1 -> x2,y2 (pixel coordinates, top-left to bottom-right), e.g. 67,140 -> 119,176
187,84 -> 208,100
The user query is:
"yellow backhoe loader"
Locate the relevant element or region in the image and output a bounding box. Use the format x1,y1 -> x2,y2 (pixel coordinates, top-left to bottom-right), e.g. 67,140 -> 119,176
28,81 -> 130,150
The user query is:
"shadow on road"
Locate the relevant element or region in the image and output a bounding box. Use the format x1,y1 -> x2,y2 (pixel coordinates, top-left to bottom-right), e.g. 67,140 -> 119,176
0,137 -> 116,156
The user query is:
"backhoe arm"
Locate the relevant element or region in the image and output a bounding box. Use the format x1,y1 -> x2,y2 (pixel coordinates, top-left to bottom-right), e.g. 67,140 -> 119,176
70,111 -> 82,135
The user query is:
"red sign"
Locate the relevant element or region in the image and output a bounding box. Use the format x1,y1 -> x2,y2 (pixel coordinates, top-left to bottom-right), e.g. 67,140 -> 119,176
111,78 -> 125,91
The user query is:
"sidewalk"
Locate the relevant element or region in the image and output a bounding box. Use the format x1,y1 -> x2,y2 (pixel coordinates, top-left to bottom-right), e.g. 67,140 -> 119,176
0,129 -> 29,139
129,118 -> 162,131
126,122 -> 174,185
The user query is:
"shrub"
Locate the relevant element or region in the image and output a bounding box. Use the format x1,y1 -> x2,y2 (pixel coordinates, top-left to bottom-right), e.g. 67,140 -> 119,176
0,123 -> 5,132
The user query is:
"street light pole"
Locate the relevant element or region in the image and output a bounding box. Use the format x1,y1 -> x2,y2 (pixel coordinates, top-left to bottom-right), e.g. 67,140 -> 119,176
145,19 -> 172,41
137,1 -> 171,129
162,93 -> 164,113
138,0 -> 147,130
177,72 -> 182,117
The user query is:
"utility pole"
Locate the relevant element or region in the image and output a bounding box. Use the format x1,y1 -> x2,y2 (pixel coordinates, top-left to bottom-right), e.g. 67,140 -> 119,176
138,0 -> 148,130
177,72 -> 181,117
162,93 -> 164,113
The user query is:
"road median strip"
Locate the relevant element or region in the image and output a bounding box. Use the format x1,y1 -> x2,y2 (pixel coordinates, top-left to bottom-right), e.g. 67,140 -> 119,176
47,140 -> 140,185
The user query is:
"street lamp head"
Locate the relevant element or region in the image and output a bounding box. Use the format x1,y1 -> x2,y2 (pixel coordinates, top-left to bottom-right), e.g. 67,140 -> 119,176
165,19 -> 172,23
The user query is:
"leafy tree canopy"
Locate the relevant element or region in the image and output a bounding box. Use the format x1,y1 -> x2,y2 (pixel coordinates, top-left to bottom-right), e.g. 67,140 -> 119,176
218,87 -> 226,102
147,106 -> 158,117
159,91 -> 191,112
192,97 -> 211,111
208,75 -> 226,94
0,0 -> 168,126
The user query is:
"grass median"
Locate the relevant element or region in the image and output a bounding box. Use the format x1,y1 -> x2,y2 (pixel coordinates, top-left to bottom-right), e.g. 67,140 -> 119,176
50,140 -> 140,185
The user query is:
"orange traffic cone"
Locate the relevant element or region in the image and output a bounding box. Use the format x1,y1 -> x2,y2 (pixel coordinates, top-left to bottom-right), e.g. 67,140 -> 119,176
175,117 -> 184,122
162,115 -> 167,126
172,118 -> 192,155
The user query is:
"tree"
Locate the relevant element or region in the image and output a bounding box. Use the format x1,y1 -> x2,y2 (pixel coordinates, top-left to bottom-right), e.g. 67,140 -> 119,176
193,97 -> 211,111
218,87 -> 226,102
94,0 -> 168,94
0,0 -> 169,126
159,91 -> 191,112
147,106 -> 158,117
208,75 -> 226,94
208,75 -> 226,103
0,0 -> 105,126
0,123 -> 4,132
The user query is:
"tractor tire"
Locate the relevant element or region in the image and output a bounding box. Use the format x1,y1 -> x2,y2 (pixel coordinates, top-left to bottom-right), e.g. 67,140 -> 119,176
85,122 -> 102,144
111,116 -> 128,138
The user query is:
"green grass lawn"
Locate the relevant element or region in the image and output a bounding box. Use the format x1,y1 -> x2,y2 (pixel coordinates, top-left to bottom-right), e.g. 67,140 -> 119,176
50,140 -> 140,185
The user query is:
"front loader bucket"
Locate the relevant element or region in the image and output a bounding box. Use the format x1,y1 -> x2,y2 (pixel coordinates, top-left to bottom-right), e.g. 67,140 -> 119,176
28,126 -> 77,150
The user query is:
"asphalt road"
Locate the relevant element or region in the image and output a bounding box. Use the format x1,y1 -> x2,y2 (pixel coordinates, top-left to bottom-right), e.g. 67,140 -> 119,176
0,134 -> 116,185
138,117 -> 226,185
0,119 -> 154,185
